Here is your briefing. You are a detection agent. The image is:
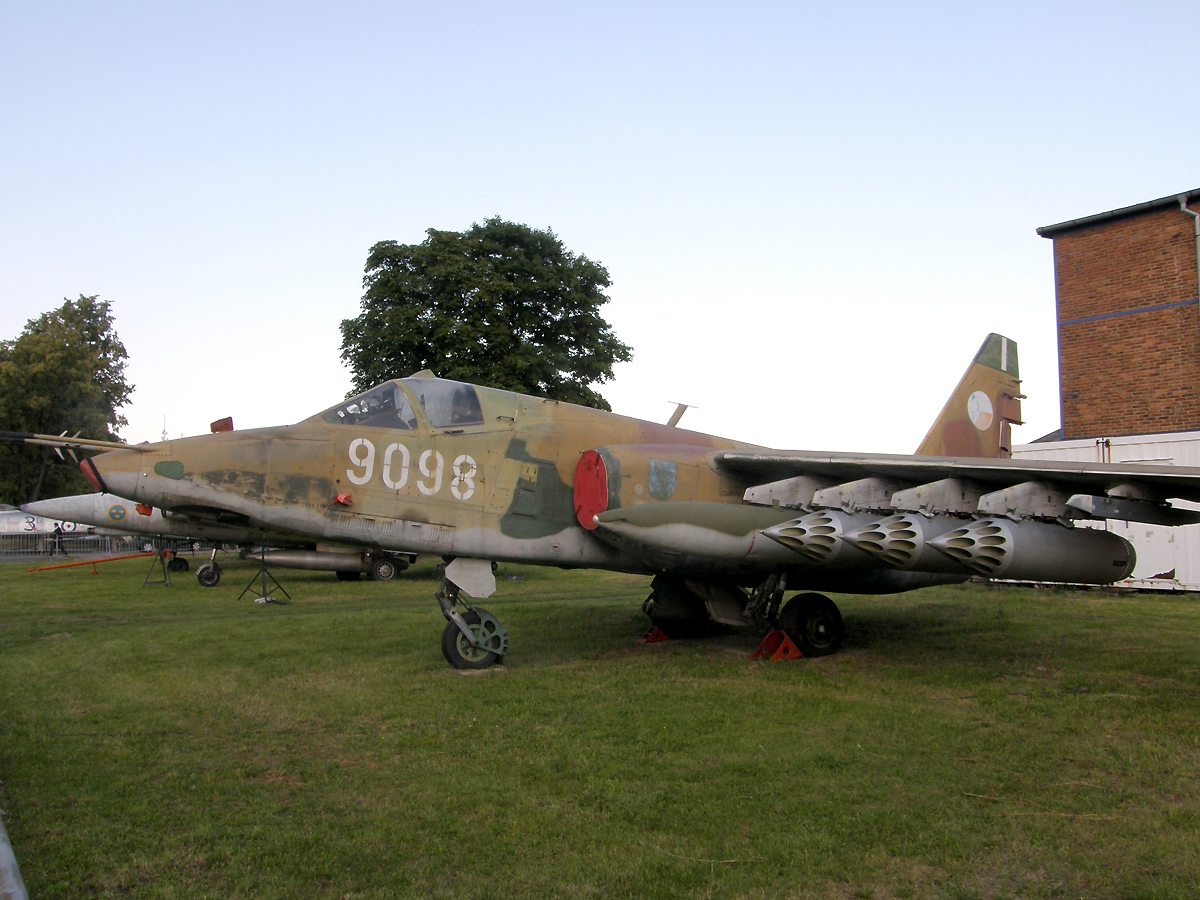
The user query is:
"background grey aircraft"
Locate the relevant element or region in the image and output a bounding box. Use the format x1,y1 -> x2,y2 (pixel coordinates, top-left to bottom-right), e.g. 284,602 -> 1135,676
21,492 -> 413,584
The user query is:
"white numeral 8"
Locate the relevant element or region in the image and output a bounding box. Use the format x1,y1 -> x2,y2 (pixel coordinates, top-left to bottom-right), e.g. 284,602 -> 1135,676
451,454 -> 477,500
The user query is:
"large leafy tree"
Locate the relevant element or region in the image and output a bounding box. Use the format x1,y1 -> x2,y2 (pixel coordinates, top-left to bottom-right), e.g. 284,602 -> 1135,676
0,295 -> 133,503
340,218 -> 632,409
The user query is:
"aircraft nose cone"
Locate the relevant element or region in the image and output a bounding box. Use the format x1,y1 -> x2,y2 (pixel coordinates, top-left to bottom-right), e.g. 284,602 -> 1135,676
80,457 -> 103,491
82,450 -> 141,500
21,499 -> 66,518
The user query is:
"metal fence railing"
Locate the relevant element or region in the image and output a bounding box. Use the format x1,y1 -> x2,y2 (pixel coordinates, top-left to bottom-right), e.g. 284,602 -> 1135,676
0,534 -> 211,561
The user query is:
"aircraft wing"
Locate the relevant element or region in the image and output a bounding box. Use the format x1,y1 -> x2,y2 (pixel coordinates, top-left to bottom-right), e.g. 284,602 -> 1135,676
717,450 -> 1200,523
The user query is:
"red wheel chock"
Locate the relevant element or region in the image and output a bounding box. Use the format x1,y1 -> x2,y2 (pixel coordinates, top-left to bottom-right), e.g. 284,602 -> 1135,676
751,630 -> 803,661
638,626 -> 670,644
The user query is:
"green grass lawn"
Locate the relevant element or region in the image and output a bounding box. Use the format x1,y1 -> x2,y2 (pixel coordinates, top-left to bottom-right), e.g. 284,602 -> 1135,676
1,553 -> 1198,899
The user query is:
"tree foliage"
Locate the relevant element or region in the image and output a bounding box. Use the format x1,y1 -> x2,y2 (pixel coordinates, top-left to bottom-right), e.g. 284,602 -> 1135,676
340,218 -> 632,410
0,295 -> 133,504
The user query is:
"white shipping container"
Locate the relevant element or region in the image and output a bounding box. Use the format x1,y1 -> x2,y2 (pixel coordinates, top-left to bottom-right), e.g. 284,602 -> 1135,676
1012,431 -> 1200,591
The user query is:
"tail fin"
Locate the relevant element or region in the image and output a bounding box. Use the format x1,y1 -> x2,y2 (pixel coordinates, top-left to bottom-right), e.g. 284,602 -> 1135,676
915,333 -> 1023,458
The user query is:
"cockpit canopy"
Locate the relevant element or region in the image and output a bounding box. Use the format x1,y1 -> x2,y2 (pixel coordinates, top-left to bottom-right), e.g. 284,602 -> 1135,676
405,378 -> 483,428
320,378 -> 484,430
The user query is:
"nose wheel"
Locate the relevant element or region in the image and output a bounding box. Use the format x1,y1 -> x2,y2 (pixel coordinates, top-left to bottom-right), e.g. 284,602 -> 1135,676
440,608 -> 508,669
196,563 -> 221,587
196,547 -> 222,587
434,559 -> 507,669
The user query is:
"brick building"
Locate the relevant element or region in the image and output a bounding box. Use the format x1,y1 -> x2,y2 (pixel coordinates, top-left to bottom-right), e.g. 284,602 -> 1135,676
1037,189 -> 1200,440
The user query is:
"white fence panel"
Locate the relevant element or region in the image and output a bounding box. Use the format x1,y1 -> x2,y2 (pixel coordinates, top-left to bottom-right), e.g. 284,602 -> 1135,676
1013,430 -> 1200,591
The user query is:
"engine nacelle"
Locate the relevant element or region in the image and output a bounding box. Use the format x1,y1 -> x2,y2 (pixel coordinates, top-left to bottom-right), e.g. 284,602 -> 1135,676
590,501 -> 797,574
573,445 -> 725,529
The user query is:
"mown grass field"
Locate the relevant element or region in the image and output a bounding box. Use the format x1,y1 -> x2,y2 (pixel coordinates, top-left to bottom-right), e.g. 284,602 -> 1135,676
1,552 -> 1198,899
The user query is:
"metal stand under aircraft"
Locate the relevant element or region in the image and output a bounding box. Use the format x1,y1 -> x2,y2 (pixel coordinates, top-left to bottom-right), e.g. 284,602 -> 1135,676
143,550 -> 172,588
237,547 -> 291,605
436,558 -> 508,669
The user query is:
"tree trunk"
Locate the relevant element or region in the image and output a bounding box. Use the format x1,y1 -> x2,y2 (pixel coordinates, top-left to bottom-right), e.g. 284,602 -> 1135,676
30,445 -> 50,503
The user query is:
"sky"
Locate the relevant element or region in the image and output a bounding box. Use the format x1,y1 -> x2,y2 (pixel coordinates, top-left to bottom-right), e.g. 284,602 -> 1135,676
3,2 -> 1199,453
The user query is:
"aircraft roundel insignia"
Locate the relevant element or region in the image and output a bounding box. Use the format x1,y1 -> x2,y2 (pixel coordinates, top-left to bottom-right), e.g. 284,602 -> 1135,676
108,505 -> 127,522
967,391 -> 994,431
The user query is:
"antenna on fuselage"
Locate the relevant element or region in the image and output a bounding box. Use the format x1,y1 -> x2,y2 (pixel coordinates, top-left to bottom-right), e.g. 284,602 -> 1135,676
666,402 -> 695,428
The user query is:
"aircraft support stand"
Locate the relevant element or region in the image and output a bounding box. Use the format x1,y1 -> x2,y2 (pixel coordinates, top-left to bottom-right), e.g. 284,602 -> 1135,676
143,550 -> 172,588
237,547 -> 290,604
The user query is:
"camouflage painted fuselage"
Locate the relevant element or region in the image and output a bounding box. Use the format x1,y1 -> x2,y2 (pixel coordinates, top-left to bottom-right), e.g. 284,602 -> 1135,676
74,335 -> 1157,596
84,379 -> 760,576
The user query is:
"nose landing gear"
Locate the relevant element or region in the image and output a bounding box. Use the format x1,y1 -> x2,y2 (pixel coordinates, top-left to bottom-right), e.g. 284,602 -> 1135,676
435,558 -> 508,670
440,606 -> 508,669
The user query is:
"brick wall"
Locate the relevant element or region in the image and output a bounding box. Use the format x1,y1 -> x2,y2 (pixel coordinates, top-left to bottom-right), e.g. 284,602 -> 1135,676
1051,202 -> 1200,439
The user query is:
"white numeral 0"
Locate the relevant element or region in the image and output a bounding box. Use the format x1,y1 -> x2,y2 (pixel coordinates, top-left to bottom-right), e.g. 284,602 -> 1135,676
346,438 -> 375,485
417,449 -> 444,496
382,442 -> 410,489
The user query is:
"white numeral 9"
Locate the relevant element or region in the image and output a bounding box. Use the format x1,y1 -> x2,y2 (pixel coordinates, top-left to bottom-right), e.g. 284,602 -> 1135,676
346,438 -> 375,485
417,449 -> 443,496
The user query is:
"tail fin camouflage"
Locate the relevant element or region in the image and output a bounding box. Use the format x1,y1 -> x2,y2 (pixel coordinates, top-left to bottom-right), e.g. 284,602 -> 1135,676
915,333 -> 1023,458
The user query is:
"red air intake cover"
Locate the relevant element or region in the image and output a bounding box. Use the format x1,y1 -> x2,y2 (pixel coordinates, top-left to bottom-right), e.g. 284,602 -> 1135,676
573,450 -> 608,530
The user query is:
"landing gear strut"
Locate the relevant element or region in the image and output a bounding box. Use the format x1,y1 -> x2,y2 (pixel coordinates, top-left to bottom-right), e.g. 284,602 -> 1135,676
435,559 -> 508,670
744,571 -> 787,632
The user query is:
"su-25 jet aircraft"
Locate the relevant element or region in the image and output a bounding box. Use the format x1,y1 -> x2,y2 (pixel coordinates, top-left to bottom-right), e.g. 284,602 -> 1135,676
20,492 -> 414,583
10,334 -> 1200,670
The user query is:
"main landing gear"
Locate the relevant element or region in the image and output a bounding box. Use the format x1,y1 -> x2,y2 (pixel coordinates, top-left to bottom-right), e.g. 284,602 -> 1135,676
642,574 -> 845,658
777,592 -> 844,657
435,558 -> 508,670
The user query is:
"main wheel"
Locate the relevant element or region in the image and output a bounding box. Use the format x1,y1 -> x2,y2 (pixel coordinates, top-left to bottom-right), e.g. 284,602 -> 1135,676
335,570 -> 361,582
196,563 -> 221,587
440,608 -> 508,670
169,557 -> 190,573
642,576 -> 720,638
778,593 -> 844,657
369,556 -> 398,582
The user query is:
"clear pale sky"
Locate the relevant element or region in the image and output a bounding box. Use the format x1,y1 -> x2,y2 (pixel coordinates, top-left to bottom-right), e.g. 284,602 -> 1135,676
3,3 -> 1198,452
